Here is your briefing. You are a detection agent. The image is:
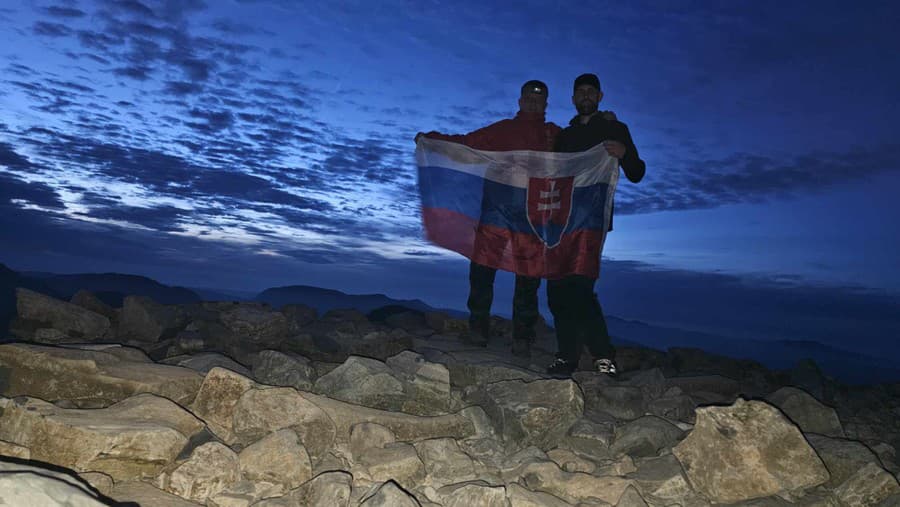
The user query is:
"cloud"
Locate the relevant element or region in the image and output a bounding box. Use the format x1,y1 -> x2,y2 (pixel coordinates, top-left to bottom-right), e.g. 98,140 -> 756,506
32,21 -> 72,37
0,172 -> 65,209
42,6 -> 87,18
615,144 -> 900,215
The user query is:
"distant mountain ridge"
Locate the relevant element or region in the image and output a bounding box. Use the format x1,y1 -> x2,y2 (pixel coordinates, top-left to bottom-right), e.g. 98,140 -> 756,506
255,284 -> 467,318
22,272 -> 201,306
2,264 -> 898,384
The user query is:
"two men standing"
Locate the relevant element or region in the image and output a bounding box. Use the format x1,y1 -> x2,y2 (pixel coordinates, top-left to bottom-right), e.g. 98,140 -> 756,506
417,73 -> 646,377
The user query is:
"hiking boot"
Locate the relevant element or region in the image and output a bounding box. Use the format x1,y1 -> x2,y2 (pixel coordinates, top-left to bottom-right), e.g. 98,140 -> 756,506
594,358 -> 617,375
463,317 -> 489,347
546,358 -> 576,377
511,338 -> 532,358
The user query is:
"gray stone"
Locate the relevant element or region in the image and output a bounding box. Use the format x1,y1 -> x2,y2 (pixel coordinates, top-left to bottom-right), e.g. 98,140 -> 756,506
0,458 -> 107,507
0,394 -> 201,481
610,415 -> 684,458
833,462 -> 900,507
14,287 -> 110,342
806,434 -> 884,488
359,480 -> 422,506
70,290 -> 117,320
190,367 -> 258,444
231,387 -> 336,461
251,349 -> 315,390
119,295 -> 183,342
448,361 -> 543,388
0,343 -> 202,407
156,441 -> 241,504
469,378 -> 583,450
386,350 -> 452,414
239,429 -> 312,490
647,394 -> 696,423
110,481 -> 201,507
436,482 -> 507,507
350,422 -> 397,459
575,372 -> 646,421
507,482 -> 572,507
767,386 -> 845,437
519,461 -> 634,504
414,438 -> 477,488
162,352 -> 251,376
358,442 -> 425,490
626,454 -> 698,505
672,398 -> 829,503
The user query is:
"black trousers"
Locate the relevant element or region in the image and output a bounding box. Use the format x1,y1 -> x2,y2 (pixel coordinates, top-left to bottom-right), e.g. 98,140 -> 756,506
467,261 -> 541,340
547,274 -> 614,363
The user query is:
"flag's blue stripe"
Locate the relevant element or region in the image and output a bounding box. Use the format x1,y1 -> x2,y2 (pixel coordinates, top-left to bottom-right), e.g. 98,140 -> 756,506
419,165 -> 610,233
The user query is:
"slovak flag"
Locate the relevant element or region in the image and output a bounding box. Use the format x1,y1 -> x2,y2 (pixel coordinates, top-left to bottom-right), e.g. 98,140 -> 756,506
416,137 -> 619,279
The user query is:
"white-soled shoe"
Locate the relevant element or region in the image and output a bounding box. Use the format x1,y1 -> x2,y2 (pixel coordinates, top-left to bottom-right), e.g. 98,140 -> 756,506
594,358 -> 617,375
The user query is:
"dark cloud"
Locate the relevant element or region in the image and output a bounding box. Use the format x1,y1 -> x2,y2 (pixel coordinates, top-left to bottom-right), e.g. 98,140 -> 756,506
0,142 -> 32,171
164,81 -> 204,96
43,6 -> 87,18
83,204 -> 189,232
33,21 -> 72,37
0,172 -> 65,209
616,144 -> 900,215
113,65 -> 154,80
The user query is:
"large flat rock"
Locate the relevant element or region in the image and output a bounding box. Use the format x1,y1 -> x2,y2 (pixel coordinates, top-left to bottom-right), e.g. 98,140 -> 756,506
0,394 -> 203,481
0,343 -> 202,407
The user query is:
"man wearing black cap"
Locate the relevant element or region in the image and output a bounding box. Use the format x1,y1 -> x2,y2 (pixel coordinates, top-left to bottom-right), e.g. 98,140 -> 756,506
546,73 -> 646,377
417,80 -> 561,357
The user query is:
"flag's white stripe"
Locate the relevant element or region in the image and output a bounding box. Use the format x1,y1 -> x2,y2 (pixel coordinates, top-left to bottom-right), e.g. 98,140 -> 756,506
415,137 -> 618,189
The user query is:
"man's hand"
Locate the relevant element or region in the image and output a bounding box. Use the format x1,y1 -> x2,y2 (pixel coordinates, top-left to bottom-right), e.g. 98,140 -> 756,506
603,140 -> 626,158
601,110 -> 617,121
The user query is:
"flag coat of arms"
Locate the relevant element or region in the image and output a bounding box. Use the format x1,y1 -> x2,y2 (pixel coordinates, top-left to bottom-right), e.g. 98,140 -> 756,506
416,137 -> 619,279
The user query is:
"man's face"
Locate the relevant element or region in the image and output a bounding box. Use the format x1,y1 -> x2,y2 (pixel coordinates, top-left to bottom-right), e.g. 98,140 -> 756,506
572,84 -> 602,115
518,91 -> 548,114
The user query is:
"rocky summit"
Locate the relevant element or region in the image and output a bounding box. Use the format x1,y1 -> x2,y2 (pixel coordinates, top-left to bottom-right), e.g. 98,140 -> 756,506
1,288 -> 899,506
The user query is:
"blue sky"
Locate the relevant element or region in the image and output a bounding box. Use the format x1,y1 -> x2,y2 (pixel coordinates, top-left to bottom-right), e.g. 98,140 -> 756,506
1,1 -> 898,359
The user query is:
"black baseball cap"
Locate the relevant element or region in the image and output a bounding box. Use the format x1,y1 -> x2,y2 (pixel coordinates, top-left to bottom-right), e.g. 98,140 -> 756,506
573,73 -> 601,91
521,80 -> 548,96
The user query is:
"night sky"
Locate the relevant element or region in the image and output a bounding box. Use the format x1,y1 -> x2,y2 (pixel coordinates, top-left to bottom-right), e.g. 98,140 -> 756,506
1,1 -> 898,359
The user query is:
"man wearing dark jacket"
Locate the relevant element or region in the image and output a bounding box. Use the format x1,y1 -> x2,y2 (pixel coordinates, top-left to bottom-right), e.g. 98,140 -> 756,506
417,80 -> 561,357
546,73 -> 646,377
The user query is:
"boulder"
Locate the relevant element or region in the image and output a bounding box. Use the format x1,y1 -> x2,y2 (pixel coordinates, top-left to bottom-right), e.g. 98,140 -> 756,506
238,429 -> 312,490
609,415 -> 684,458
468,378 -> 583,450
231,387 -> 336,461
70,289 -> 117,320
359,480 -> 422,506
833,462 -> 900,506
190,367 -> 258,444
767,386 -> 844,437
162,352 -> 251,376
0,394 -> 202,481
156,441 -> 241,503
435,482 -> 507,507
0,458 -> 107,507
14,287 -> 110,341
0,343 -> 202,407
110,481 -> 201,507
119,295 -> 183,342
519,460 -> 634,504
806,433 -> 884,488
672,398 -> 829,503
251,349 -> 315,390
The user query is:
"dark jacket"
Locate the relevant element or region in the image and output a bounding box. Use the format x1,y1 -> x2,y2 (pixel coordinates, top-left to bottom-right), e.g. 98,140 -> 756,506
554,113 -> 646,230
424,111 -> 561,152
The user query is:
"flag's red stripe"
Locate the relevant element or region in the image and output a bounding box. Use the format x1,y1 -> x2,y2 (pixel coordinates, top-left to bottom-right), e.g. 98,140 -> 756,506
422,207 -> 604,279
